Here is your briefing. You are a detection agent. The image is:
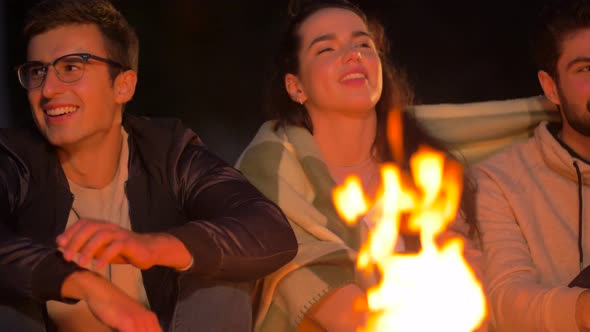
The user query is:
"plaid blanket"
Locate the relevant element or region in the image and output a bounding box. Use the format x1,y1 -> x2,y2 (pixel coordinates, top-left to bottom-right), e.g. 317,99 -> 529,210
236,121 -> 364,331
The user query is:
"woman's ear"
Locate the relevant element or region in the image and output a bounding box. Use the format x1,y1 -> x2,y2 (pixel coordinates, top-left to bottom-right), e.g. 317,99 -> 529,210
114,70 -> 138,104
285,73 -> 307,105
538,70 -> 560,106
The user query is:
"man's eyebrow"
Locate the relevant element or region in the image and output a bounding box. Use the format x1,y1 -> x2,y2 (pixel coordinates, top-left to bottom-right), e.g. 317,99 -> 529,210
307,30 -> 371,50
23,60 -> 45,64
566,56 -> 590,70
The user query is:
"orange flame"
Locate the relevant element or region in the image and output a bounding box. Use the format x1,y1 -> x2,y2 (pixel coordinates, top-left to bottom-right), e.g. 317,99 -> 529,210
387,110 -> 405,165
332,115 -> 486,331
333,177 -> 369,225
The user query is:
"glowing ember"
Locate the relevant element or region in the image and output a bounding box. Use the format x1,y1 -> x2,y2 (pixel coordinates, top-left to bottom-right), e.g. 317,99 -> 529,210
332,114 -> 486,332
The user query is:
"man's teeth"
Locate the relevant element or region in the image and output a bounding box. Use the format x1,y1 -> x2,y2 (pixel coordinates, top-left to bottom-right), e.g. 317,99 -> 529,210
341,72 -> 366,81
45,106 -> 77,116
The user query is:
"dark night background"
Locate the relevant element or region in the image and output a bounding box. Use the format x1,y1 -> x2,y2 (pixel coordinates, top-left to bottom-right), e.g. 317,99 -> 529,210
0,1 -> 544,164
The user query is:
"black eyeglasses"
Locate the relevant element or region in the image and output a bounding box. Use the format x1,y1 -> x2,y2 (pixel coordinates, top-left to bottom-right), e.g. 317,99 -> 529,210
16,53 -> 124,90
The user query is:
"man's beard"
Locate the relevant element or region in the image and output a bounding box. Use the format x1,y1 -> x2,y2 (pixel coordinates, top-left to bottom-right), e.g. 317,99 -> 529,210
557,87 -> 590,137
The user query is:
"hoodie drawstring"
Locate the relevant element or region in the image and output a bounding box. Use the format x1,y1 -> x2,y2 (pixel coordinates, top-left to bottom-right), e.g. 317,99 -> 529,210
574,161 -> 584,271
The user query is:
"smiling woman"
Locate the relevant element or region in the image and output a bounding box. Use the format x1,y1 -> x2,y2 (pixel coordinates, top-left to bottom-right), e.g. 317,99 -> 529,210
285,7 -> 382,124
236,1 -> 481,331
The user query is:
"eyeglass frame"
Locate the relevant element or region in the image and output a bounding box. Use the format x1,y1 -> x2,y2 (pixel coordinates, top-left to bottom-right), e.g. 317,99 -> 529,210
16,52 -> 125,90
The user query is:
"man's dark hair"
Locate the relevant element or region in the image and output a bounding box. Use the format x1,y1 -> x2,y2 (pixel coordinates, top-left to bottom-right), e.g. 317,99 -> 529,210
24,0 -> 139,79
532,0 -> 590,78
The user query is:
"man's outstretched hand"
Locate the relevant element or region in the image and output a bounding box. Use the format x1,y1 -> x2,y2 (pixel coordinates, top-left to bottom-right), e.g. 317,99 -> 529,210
56,218 -> 192,270
57,219 -> 158,270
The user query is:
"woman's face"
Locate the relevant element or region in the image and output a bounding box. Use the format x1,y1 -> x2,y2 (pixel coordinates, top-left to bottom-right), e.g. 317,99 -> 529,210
288,8 -> 383,117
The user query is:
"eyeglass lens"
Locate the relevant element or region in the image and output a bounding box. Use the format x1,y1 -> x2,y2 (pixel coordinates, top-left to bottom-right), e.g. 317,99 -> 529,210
19,55 -> 86,89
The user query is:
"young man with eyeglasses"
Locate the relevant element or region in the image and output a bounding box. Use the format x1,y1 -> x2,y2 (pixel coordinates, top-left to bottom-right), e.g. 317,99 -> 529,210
0,0 -> 297,331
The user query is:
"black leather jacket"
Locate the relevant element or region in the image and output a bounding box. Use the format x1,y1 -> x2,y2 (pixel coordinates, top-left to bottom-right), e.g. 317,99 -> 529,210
0,114 -> 297,327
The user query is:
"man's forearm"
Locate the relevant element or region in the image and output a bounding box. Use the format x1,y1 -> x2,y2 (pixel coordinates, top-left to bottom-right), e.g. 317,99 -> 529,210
149,233 -> 192,271
60,270 -> 161,332
61,270 -> 105,301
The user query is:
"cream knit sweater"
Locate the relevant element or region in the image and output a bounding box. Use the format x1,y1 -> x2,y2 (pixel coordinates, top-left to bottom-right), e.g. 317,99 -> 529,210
476,122 -> 590,331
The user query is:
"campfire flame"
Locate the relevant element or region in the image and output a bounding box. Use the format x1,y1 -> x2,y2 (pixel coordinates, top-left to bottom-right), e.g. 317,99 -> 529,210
332,112 -> 486,332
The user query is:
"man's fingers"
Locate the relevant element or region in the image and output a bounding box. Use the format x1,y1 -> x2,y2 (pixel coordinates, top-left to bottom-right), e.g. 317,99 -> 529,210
60,221 -> 100,261
136,312 -> 161,332
77,230 -> 121,266
58,220 -> 117,261
113,306 -> 160,332
58,220 -> 152,269
95,240 -> 126,270
56,218 -> 86,247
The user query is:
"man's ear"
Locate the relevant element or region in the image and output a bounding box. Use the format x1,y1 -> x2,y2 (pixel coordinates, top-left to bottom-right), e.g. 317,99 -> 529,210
114,70 -> 138,104
285,73 -> 307,105
538,70 -> 560,105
